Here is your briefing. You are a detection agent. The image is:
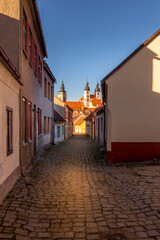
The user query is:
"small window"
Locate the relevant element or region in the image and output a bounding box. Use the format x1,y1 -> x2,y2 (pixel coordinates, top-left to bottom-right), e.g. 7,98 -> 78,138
22,98 -> 26,143
38,109 -> 42,135
29,29 -> 32,62
44,78 -> 47,97
38,55 -> 40,80
48,117 -> 50,133
51,86 -> 53,102
28,101 -> 32,140
34,45 -> 37,74
48,82 -> 50,100
23,11 -> 27,52
6,108 -> 13,156
44,116 -> 47,134
57,126 -> 60,138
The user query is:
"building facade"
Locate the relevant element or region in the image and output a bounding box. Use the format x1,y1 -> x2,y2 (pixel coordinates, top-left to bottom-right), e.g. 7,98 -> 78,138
0,0 -> 56,176
54,110 -> 65,143
102,29 -> 160,164
0,47 -> 21,203
65,82 -> 102,134
43,60 -> 56,147
54,96 -> 73,139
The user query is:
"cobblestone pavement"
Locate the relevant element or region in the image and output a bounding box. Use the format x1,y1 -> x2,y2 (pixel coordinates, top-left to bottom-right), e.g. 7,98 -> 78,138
1,135 -> 160,240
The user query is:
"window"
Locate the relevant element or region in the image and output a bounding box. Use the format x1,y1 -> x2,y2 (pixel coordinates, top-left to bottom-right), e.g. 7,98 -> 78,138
51,86 -> 53,102
44,78 -> 47,97
40,60 -> 42,83
44,116 -> 47,134
38,55 -> 40,80
6,108 -> 13,156
23,11 -> 27,52
29,29 -> 32,62
48,82 -> 50,100
22,98 -> 32,144
62,125 -> 64,135
48,117 -> 50,133
34,44 -> 37,74
28,101 -> 32,140
38,109 -> 42,135
57,126 -> 60,137
101,118 -> 103,132
22,98 -> 26,143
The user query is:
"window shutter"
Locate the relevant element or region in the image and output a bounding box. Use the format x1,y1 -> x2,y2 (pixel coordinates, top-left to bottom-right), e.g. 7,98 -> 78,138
26,20 -> 29,55
30,103 -> 32,140
32,37 -> 34,67
25,100 -> 29,143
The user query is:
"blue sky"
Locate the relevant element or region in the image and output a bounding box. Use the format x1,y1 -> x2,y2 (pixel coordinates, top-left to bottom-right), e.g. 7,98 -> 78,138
37,0 -> 160,101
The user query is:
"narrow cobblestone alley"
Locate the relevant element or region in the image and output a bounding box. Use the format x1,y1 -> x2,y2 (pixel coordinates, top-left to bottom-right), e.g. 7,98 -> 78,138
1,135 -> 160,240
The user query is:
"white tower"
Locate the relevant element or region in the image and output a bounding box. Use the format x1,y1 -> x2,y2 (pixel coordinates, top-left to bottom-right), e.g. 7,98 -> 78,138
84,81 -> 90,107
94,82 -> 100,99
58,81 -> 67,102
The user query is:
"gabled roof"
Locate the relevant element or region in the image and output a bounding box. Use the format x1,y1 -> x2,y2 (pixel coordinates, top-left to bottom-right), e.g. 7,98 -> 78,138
0,46 -> 22,85
85,103 -> 102,121
65,101 -> 84,109
54,110 -> 65,123
32,0 -> 48,57
101,29 -> 160,83
91,99 -> 101,106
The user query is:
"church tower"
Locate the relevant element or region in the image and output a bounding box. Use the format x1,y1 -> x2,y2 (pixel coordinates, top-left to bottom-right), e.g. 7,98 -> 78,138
84,81 -> 90,107
58,81 -> 67,102
94,82 -> 100,99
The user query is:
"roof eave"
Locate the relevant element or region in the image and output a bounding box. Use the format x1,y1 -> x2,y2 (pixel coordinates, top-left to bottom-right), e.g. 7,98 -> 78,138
101,29 -> 160,83
32,0 -> 48,58
43,60 -> 56,83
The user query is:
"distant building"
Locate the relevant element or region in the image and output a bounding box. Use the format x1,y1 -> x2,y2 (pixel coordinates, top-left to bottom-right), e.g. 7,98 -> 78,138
54,96 -> 73,139
43,61 -> 56,146
64,82 -> 102,134
54,110 -> 65,143
58,81 -> 67,102
85,103 -> 104,145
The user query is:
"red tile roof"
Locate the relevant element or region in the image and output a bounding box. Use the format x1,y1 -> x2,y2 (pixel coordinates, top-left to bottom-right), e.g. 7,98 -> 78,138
65,101 -> 84,109
91,99 -> 101,106
85,103 -> 102,121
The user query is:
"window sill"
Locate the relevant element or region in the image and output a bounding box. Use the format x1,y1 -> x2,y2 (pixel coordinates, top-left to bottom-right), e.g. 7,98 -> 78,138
23,49 -> 28,59
7,150 -> 13,157
29,60 -> 33,68
22,142 -> 28,147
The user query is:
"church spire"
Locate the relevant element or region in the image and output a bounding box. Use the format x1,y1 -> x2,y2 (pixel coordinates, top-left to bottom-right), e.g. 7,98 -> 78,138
84,81 -> 90,107
58,81 -> 67,101
95,82 -> 100,99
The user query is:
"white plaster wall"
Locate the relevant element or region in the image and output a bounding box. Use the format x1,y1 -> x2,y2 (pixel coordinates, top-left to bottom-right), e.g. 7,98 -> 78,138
106,34 -> 160,145
54,123 -> 65,143
0,62 -> 20,185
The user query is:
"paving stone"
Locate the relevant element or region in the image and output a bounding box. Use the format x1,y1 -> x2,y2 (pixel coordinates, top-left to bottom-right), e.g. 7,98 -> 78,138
1,135 -> 160,239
